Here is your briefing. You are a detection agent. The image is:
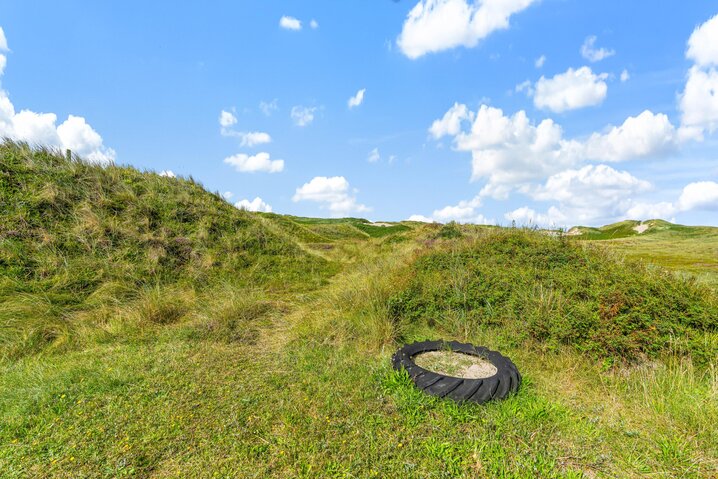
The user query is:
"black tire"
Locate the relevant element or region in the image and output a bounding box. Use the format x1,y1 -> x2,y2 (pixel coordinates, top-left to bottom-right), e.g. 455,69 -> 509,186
391,340 -> 521,404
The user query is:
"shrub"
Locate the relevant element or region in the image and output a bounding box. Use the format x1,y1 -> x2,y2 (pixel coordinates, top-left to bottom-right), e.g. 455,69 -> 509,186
436,222 -> 463,239
388,229 -> 718,363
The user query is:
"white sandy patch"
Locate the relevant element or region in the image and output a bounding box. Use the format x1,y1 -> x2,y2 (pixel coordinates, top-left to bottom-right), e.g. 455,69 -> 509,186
414,351 -> 497,379
370,222 -> 394,227
633,223 -> 650,234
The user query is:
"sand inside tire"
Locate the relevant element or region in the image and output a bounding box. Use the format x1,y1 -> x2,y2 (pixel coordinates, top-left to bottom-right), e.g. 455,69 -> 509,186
414,351 -> 498,379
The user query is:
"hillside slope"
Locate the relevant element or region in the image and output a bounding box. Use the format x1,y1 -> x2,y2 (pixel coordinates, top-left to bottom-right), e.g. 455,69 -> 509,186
0,141 -> 333,358
570,220 -> 718,286
568,219 -> 716,239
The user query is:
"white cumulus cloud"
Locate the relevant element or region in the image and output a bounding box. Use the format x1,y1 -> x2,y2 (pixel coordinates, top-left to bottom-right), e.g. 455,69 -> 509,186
239,132 -> 272,147
0,32 -> 115,165
367,148 -> 381,163
433,196 -> 492,224
512,165 -> 651,226
11,110 -> 60,146
293,176 -> 370,216
680,66 -> 718,137
430,103 -> 677,198
427,13 -> 718,226
218,110 -> 272,146
680,14 -> 718,138
259,99 -> 278,116
626,181 -> 718,220
397,0 -> 537,59
348,88 -> 366,108
0,108 -> 116,165
625,202 -> 677,220
677,181 -> 718,211
409,196 -> 493,224
159,170 -> 176,178
433,104 -> 580,193
219,110 -> 237,128
530,164 -> 650,205
584,110 -> 676,162
0,27 -> 8,52
56,115 -> 116,165
534,55 -> 546,68
580,35 -> 615,63
515,79 -> 534,96
224,152 -> 284,173
279,16 -> 302,31
517,169 -> 718,227
291,106 -> 317,126
533,66 -> 608,112
505,206 -> 566,227
235,197 -> 273,213
310,19 -> 319,29
429,102 -> 473,138
686,13 -> 718,67
407,214 -> 436,223
221,129 -> 272,146
620,69 -> 630,82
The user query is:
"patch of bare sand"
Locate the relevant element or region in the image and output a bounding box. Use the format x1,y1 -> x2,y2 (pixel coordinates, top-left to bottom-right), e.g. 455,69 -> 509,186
633,223 -> 650,234
414,351 -> 497,379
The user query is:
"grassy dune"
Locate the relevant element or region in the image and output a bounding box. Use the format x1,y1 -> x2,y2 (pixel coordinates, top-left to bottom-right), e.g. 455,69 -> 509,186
0,141 -> 334,359
576,220 -> 718,287
1,143 -> 717,478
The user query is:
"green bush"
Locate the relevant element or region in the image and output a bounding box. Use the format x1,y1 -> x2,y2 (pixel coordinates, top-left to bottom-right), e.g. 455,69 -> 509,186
388,229 -> 718,363
436,222 -> 463,239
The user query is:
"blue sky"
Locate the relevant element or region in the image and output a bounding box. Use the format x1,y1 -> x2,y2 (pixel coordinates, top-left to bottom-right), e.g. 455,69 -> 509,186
1,0 -> 717,226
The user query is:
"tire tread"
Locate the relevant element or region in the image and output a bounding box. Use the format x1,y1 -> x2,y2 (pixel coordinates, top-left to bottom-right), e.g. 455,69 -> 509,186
392,340 -> 520,404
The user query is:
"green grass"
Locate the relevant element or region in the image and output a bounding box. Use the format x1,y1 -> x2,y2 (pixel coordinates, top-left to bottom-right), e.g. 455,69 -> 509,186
581,223 -> 718,287
1,143 -> 717,477
0,141 -> 334,360
387,229 -> 717,364
569,220 -> 649,240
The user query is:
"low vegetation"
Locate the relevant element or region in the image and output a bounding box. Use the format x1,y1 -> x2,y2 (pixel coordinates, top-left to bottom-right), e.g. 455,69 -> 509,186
388,229 -> 718,365
1,142 -> 716,477
0,141 -> 332,360
576,220 -> 718,287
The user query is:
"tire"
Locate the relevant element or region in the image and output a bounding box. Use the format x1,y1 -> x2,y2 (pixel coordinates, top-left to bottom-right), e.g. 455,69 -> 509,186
391,340 -> 521,404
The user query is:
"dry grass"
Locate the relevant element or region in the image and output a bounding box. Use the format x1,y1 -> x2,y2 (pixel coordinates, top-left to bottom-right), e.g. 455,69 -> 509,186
414,351 -> 498,378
